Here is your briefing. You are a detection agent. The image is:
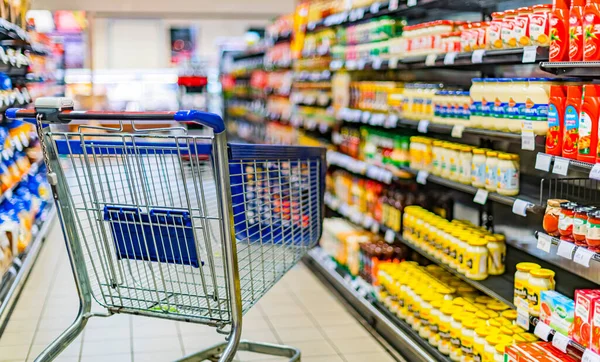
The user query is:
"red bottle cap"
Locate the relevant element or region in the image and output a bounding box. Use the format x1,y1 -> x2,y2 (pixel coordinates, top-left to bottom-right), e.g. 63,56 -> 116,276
550,84 -> 567,98
567,85 -> 583,98
584,84 -> 600,97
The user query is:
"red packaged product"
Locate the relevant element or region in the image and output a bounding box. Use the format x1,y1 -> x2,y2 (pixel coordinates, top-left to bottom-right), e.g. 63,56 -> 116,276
591,297 -> 600,354
562,85 -> 582,159
570,0 -> 585,60
584,0 -> 600,60
547,85 -> 567,156
572,290 -> 600,348
550,0 -> 571,61
578,84 -> 600,163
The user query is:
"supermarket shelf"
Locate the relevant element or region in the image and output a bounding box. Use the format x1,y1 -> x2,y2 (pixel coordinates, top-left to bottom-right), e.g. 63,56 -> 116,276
337,107 -> 546,145
304,247 -> 445,362
324,192 -> 515,308
540,61 -> 600,78
332,47 -> 549,72
232,50 -> 266,61
534,231 -> 600,264
528,317 -> 586,360
0,160 -> 44,204
0,203 -> 57,333
535,153 -> 595,174
327,150 -> 544,215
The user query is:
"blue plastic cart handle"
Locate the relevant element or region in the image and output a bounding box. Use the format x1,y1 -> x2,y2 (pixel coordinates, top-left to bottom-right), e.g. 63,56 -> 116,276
5,108 -> 226,133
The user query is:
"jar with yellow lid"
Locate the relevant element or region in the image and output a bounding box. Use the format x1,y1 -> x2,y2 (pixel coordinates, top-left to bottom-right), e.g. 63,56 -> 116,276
455,233 -> 471,274
464,303 -> 480,314
439,305 -> 457,355
471,148 -> 487,188
461,318 -> 485,362
450,312 -> 473,361
513,334 -> 527,343
528,268 -> 556,316
501,310 -> 517,324
457,285 -> 478,298
509,324 -> 526,334
487,235 -> 506,275
428,299 -> 444,347
475,310 -> 491,321
465,238 -> 489,280
474,326 -> 500,362
497,153 -> 520,196
487,302 -> 510,312
514,262 -> 540,306
519,332 -> 538,342
419,292 -> 435,339
439,142 -> 451,178
459,146 -> 473,184
488,318 -> 503,328
410,287 -> 425,330
499,325 -> 515,337
494,343 -> 507,362
475,296 -> 495,305
447,144 -> 461,181
485,151 -> 499,192
483,309 -> 499,319
432,140 -> 444,176
484,335 -> 512,362
495,316 -> 513,326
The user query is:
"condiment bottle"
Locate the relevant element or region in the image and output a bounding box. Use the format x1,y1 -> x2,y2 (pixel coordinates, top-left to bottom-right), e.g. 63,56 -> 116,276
584,0 -> 600,61
487,234 -> 506,275
558,201 -> 578,240
578,84 -> 600,163
547,84 -> 567,156
563,84 -> 582,159
528,268 -> 556,316
573,206 -> 596,245
586,209 -> 600,251
550,0 -> 571,61
514,262 -> 541,306
570,0 -> 585,60
544,199 -> 569,236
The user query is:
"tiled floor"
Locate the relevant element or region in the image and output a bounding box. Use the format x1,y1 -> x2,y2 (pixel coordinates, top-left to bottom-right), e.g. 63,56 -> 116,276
0,219 -> 396,362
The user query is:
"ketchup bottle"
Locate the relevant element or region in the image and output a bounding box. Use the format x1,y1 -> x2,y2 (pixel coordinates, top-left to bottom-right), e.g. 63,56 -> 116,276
570,0 -> 585,60
563,84 -> 582,159
578,84 -> 599,163
547,85 -> 567,156
551,0 -> 571,61
584,0 -> 600,60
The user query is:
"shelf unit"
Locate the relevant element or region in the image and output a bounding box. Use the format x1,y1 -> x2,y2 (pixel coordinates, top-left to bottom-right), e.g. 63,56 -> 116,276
540,61 -> 600,77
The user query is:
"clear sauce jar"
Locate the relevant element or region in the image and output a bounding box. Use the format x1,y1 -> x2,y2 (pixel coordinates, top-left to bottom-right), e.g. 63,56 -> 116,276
469,79 -> 484,128
419,292 -> 435,339
438,305 -> 457,355
514,262 -> 541,306
428,299 -> 444,347
459,146 -> 473,184
465,238 -> 489,280
558,201 -> 578,241
448,144 -> 461,181
471,148 -> 487,188
487,234 -> 506,275
461,318 -> 484,361
474,326 -> 500,362
431,140 -> 444,175
494,344 -> 507,362
574,206 -> 596,245
497,153 -> 520,196
485,151 -> 499,192
450,312 -> 472,361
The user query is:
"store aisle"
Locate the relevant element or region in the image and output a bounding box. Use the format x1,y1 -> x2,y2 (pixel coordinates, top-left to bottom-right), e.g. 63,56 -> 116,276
0,219 -> 396,362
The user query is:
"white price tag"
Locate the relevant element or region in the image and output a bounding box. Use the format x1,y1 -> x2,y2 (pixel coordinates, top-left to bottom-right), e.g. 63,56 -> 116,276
361,111 -> 371,123
389,57 -> 399,69
535,153 -> 552,172
574,247 -> 595,267
512,199 -> 529,217
552,157 -> 570,176
451,125 -> 465,138
372,57 -> 382,70
537,233 -> 553,253
551,332 -> 570,353
444,52 -> 457,65
416,171 -> 429,185
582,350 -> 600,362
330,60 -> 343,70
357,59 -> 366,70
522,46 -> 538,63
516,297 -> 529,311
385,229 -> 395,243
370,2 -> 380,14
473,189 -> 489,205
590,163 -> 600,180
472,49 -> 485,64
425,54 -> 437,66
407,0 -> 417,6
363,215 -> 374,229
557,240 -> 576,259
371,222 -> 380,234
418,120 -> 429,133
534,321 -> 552,341
389,0 -> 399,10
387,114 -> 399,128
516,309 -> 530,330
522,133 -> 536,150
346,60 -> 357,70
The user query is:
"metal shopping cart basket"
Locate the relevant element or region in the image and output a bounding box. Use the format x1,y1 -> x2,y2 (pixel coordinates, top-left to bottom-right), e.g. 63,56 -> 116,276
7,98 -> 326,362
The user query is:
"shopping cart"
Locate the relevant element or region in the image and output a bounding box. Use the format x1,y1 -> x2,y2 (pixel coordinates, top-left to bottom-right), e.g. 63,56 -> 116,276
7,97 -> 326,362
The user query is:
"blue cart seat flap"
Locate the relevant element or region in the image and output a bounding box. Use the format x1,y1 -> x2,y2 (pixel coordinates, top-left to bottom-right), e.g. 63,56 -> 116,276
55,139 -> 212,156
103,206 -> 201,268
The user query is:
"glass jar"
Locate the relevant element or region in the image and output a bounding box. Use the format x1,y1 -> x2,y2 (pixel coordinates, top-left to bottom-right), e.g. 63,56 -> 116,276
459,146 -> 473,184
450,312 -> 472,361
487,234 -> 506,275
574,206 -> 596,245
501,310 -> 517,324
432,140 -> 444,175
448,144 -> 461,181
428,299 -> 444,347
587,209 -> 600,252
461,318 -> 483,361
474,327 -> 499,362
544,199 -> 568,236
558,201 -> 578,241
419,292 -> 435,339
494,344 -> 507,362
470,79 -> 484,128
497,153 -> 520,196
438,305 -> 457,355
465,238 -> 488,280
471,148 -> 487,188
528,268 -> 555,316
514,262 -> 540,306
485,151 -> 499,192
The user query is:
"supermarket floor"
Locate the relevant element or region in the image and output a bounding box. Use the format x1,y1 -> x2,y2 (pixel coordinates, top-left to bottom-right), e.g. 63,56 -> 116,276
0,219 -> 397,362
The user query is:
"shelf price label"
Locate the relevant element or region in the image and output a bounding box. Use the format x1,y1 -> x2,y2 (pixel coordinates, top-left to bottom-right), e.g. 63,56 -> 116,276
552,157 -> 570,176
389,57 -> 399,69
416,171 -> 429,185
534,321 -> 552,341
371,222 -> 380,234
535,153 -> 552,172
451,125 -> 465,138
389,0 -> 399,10
330,60 -> 343,70
551,332 -> 570,353
370,2 -> 381,14
582,350 -> 600,362
536,233 -> 553,253
418,120 -> 429,133
407,0 -> 417,7
361,111 -> 371,123
521,121 -> 536,151
473,189 -> 489,205
574,247 -> 595,267
425,54 -> 437,66
444,52 -> 458,65
522,46 -> 538,63
512,199 -> 529,217
557,240 -> 576,259
590,163 -> 600,180
386,114 -> 399,128
385,229 -> 395,243
372,57 -> 383,70
471,49 -> 485,64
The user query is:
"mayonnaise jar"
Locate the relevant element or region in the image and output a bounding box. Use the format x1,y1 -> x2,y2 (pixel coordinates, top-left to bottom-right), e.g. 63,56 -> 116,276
506,78 -> 528,132
469,79 -> 484,128
523,78 -> 552,135
492,78 -> 511,131
497,153 -> 520,196
471,148 -> 487,188
485,151 -> 499,192
480,79 -> 496,130
459,146 -> 473,184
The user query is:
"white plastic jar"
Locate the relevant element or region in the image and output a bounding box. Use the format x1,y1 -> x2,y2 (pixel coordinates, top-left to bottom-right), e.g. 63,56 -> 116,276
471,148 -> 487,187
507,78 -> 528,132
493,78 -> 511,131
485,151 -> 499,192
448,144 -> 461,181
480,79 -> 497,130
524,78 -> 552,135
469,79 -> 484,128
497,153 -> 520,196
459,146 -> 473,184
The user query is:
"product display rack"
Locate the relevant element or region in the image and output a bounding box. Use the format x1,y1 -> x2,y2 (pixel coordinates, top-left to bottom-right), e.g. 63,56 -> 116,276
540,61 -> 600,78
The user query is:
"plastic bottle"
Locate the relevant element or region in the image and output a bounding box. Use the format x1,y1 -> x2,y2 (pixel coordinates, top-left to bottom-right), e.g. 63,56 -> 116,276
570,0 -> 585,61
547,84 -> 567,156
578,84 -> 600,163
563,85 -> 582,159
550,0 -> 570,62
584,0 -> 600,61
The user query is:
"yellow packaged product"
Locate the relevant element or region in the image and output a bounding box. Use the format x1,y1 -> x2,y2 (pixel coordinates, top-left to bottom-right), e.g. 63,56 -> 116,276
519,333 -> 538,342
450,312 -> 473,361
483,309 -> 499,319
514,262 -> 541,306
474,326 -> 500,362
501,310 -> 517,324
461,318 -> 485,361
528,268 -> 555,316
494,344 -> 508,362
486,235 -> 506,275
419,292 -> 436,339
428,299 -> 444,347
499,325 -> 515,336
513,334 -> 527,343
488,319 -> 502,328
465,238 -> 489,280
484,335 -> 512,362
438,305 -> 457,355
495,316 -> 513,326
